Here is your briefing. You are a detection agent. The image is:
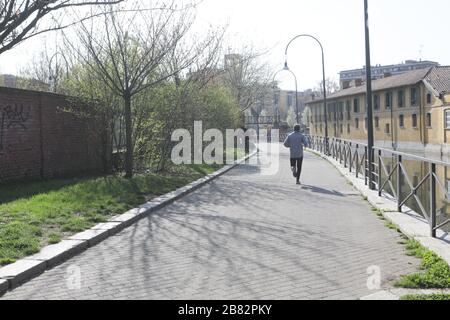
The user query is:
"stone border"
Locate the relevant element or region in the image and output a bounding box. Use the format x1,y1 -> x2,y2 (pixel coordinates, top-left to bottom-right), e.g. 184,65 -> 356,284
0,151 -> 257,296
309,150 -> 450,266
360,288 -> 450,300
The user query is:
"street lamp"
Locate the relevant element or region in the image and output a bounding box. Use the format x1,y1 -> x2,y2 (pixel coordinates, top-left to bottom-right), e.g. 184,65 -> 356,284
364,0 -> 375,190
48,52 -> 69,92
272,66 -> 299,126
284,34 -> 328,154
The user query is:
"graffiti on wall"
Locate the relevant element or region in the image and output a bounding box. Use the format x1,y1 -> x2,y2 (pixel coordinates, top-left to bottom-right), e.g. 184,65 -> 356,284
0,104 -> 31,152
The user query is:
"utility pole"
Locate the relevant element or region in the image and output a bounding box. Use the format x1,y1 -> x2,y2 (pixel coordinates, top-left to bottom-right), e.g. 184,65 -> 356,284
364,0 -> 375,190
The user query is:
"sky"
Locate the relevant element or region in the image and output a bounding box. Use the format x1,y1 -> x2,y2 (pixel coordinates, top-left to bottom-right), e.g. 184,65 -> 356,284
1,0 -> 449,91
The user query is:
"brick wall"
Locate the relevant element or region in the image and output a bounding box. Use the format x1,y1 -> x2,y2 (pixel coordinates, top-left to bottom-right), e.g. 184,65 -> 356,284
0,87 -> 110,183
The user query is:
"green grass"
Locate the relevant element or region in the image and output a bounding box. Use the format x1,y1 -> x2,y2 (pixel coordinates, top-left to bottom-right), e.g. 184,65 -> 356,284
368,204 -> 450,290
385,221 -> 402,233
401,294 -> 450,300
394,239 -> 450,289
0,163 -> 220,266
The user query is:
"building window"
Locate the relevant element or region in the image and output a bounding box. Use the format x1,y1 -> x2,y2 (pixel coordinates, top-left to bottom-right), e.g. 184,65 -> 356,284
338,102 -> 344,120
398,90 -> 405,108
354,98 -> 360,113
412,114 -> 418,128
445,110 -> 450,129
427,93 -> 432,105
427,113 -> 432,128
340,124 -> 343,134
287,94 -> 293,107
399,114 -> 405,128
411,87 -> 419,106
347,123 -> 351,134
385,123 -> 390,134
374,94 -> 380,110
375,117 -> 379,128
320,124 -> 323,133
365,117 -> 368,130
355,118 -> 359,129
327,104 -> 332,121
385,91 -> 393,109
346,100 -> 351,120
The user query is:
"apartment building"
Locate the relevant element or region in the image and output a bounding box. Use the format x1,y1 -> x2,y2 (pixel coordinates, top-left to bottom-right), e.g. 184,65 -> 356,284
339,60 -> 439,89
273,89 -> 312,120
307,66 -> 450,155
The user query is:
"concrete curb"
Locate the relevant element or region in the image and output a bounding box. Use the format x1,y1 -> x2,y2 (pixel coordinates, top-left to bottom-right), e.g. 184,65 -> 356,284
308,149 -> 450,267
360,288 -> 450,300
0,151 -> 257,297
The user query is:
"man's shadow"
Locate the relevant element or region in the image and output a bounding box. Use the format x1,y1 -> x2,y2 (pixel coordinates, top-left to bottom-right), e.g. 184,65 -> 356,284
301,184 -> 345,197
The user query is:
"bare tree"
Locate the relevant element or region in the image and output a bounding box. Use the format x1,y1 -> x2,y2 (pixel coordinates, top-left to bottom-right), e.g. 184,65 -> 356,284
150,25 -> 227,171
221,46 -> 273,115
0,0 -> 125,55
314,77 -> 340,96
67,1 -> 204,178
19,44 -> 72,92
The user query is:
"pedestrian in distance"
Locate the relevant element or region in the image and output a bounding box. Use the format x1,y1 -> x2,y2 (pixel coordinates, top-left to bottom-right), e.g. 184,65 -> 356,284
283,124 -> 309,185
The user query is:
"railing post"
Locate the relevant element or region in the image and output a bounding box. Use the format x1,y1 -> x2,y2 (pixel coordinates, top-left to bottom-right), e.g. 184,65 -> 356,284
430,162 -> 437,238
397,154 -> 402,212
345,142 -> 352,172
349,143 -> 352,172
355,144 -> 359,178
364,146 -> 368,186
378,150 -> 382,197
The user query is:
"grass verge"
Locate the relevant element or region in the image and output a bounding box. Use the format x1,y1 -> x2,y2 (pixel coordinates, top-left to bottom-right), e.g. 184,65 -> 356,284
368,204 -> 450,289
0,163 -> 221,266
401,294 -> 450,300
394,239 -> 450,289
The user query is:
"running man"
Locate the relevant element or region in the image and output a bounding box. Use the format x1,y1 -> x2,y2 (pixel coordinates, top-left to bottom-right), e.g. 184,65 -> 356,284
283,124 -> 309,185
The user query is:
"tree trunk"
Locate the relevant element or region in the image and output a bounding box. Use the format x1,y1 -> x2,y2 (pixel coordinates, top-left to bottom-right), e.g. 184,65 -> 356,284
124,94 -> 134,178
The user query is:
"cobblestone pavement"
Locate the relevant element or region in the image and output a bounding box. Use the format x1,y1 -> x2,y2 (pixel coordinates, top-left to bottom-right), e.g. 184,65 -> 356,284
2,145 -> 419,300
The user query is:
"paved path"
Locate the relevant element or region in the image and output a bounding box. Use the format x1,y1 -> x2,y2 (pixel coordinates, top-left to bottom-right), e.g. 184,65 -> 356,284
2,145 -> 419,300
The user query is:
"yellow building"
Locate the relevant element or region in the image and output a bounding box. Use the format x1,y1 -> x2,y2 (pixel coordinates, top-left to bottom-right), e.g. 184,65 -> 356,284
308,67 -> 450,222
307,66 -> 450,155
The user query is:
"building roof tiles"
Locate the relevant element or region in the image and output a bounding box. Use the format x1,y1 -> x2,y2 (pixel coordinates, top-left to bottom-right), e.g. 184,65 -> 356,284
308,66 -> 450,104
424,66 -> 450,94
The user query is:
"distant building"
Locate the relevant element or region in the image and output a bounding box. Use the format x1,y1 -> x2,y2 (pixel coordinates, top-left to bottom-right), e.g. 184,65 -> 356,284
0,74 -> 50,91
307,66 -> 450,155
273,89 -> 313,121
339,60 -> 439,89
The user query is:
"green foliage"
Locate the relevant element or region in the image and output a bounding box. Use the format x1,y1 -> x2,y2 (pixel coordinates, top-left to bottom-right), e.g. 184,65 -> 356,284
384,221 -> 402,233
395,239 -> 450,289
62,54 -> 243,170
0,164 -> 216,266
0,222 -> 41,266
401,294 -> 450,300
133,82 -> 241,171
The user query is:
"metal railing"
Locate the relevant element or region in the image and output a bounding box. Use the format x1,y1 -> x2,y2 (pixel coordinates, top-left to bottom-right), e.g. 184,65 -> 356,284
305,135 -> 450,238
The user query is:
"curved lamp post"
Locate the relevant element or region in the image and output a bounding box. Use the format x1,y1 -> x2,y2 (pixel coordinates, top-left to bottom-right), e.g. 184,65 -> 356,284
48,52 -> 70,92
284,34 -> 328,154
272,67 -> 299,126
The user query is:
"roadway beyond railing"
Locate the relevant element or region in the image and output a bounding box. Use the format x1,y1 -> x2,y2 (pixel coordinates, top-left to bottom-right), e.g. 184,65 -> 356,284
299,135 -> 450,238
